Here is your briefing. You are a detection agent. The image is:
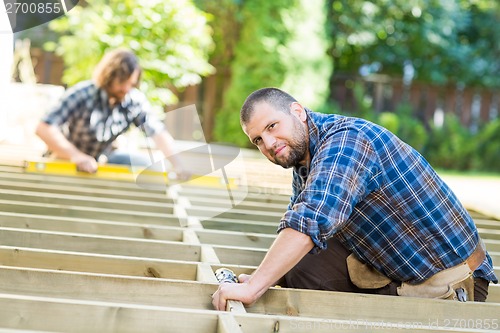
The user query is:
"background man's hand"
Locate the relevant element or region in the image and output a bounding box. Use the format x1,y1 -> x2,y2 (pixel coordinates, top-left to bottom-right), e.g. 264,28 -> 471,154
71,153 -> 98,173
173,166 -> 192,181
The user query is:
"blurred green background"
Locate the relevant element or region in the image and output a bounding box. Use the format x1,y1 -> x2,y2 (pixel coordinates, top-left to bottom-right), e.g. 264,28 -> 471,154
14,0 -> 500,172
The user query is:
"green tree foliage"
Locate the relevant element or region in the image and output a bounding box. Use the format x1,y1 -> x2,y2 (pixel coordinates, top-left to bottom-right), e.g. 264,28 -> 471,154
472,119 -> 500,172
45,0 -> 214,112
378,104 -> 427,152
212,0 -> 297,146
211,0 -> 331,146
194,0 -> 242,71
424,114 -> 475,170
326,0 -> 500,87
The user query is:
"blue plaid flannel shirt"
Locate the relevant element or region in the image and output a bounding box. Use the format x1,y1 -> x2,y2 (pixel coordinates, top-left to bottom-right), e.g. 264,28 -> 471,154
42,80 -> 165,159
278,110 -> 497,284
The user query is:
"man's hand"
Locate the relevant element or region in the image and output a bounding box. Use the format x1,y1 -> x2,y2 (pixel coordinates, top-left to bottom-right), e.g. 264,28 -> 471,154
212,279 -> 258,311
71,153 -> 98,173
172,166 -> 192,182
211,228 -> 314,311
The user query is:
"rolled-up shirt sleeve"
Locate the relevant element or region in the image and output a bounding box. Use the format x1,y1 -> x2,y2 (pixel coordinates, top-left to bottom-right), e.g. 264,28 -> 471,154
278,128 -> 381,253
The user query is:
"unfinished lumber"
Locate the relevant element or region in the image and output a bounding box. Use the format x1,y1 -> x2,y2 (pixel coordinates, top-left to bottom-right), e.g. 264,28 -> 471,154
478,228 -> 500,241
3,293 -> 485,333
0,211 -> 183,241
488,284 -> 500,303
0,178 -> 172,203
0,199 -> 179,224
0,246 -> 198,280
213,245 -> 267,267
0,266 -> 499,325
0,228 -> 200,261
0,188 -> 173,213
475,219 -> 500,231
488,251 -> 499,266
188,196 -> 286,214
0,293 -> 219,333
484,239 -> 500,253
189,206 -> 281,223
196,229 -> 274,249
180,186 -> 291,205
0,165 -> 153,191
200,218 -> 278,234
250,286 -> 500,322
0,266 -> 217,310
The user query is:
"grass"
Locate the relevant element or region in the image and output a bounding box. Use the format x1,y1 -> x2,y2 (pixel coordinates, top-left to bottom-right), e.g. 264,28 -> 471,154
436,169 -> 500,180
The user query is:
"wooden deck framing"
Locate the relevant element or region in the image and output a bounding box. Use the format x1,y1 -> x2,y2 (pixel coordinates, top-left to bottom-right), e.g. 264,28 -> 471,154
0,162 -> 499,332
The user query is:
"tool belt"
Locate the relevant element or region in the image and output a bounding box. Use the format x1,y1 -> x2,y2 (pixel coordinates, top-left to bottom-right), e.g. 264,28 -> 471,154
347,239 -> 486,301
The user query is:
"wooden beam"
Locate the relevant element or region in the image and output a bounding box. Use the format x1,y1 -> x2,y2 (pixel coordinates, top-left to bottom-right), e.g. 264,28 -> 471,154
0,293 -> 219,333
484,239 -> 500,252
201,218 -> 277,235
217,313 -> 244,333
188,207 -> 281,223
3,293 -> 483,333
488,251 -> 499,266
1,266 -> 498,322
0,166 -> 157,191
475,219 -> 500,230
189,197 -> 286,214
0,211 -> 183,241
0,246 -> 198,280
251,286 -> 500,321
0,211 -> 274,248
0,188 -> 174,214
196,229 -> 274,249
0,228 -> 200,261
478,228 -> 500,240
213,246 -> 266,267
0,266 -> 217,309
0,200 -> 179,224
0,178 -> 172,203
180,186 -> 291,205
488,284 -> 500,303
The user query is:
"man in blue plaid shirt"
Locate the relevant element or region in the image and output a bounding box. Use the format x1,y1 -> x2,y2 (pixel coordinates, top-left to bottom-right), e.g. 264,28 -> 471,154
36,49 -> 185,175
213,87 -> 497,310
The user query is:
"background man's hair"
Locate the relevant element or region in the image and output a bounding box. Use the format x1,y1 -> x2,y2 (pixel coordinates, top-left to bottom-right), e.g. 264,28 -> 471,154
240,87 -> 297,125
93,49 -> 142,89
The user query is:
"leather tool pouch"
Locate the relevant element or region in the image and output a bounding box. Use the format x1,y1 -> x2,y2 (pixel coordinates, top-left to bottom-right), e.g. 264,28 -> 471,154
397,262 -> 474,301
346,254 -> 392,289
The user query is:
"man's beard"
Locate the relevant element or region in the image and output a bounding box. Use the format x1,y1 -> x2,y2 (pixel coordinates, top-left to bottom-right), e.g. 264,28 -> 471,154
272,119 -> 308,169
108,91 -> 126,103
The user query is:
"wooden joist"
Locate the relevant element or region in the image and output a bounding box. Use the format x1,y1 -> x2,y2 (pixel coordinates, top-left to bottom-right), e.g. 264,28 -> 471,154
1,266 -> 498,325
0,159 -> 499,333
0,227 -> 201,261
8,293 -> 493,333
0,199 -> 179,224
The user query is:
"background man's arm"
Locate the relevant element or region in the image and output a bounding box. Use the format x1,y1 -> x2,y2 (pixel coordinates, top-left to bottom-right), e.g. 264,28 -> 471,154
212,228 -> 313,311
35,122 -> 98,173
151,131 -> 189,179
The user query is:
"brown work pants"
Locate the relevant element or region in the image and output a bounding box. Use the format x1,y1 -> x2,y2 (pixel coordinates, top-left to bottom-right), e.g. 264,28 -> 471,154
282,237 -> 489,302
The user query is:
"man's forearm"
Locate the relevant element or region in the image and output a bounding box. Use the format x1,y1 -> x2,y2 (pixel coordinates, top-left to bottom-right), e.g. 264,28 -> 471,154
212,227 -> 314,310
35,122 -> 82,160
244,228 -> 314,300
152,131 -> 182,169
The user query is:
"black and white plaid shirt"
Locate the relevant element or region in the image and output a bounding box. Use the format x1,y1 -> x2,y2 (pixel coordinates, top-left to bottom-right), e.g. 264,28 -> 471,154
42,80 -> 165,159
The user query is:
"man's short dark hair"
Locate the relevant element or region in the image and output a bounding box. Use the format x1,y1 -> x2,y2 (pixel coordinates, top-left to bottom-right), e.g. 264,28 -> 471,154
240,88 -> 297,125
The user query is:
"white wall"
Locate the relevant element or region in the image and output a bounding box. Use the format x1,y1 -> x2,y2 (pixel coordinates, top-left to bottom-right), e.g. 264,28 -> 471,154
0,0 -> 13,85
0,32 -> 13,86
